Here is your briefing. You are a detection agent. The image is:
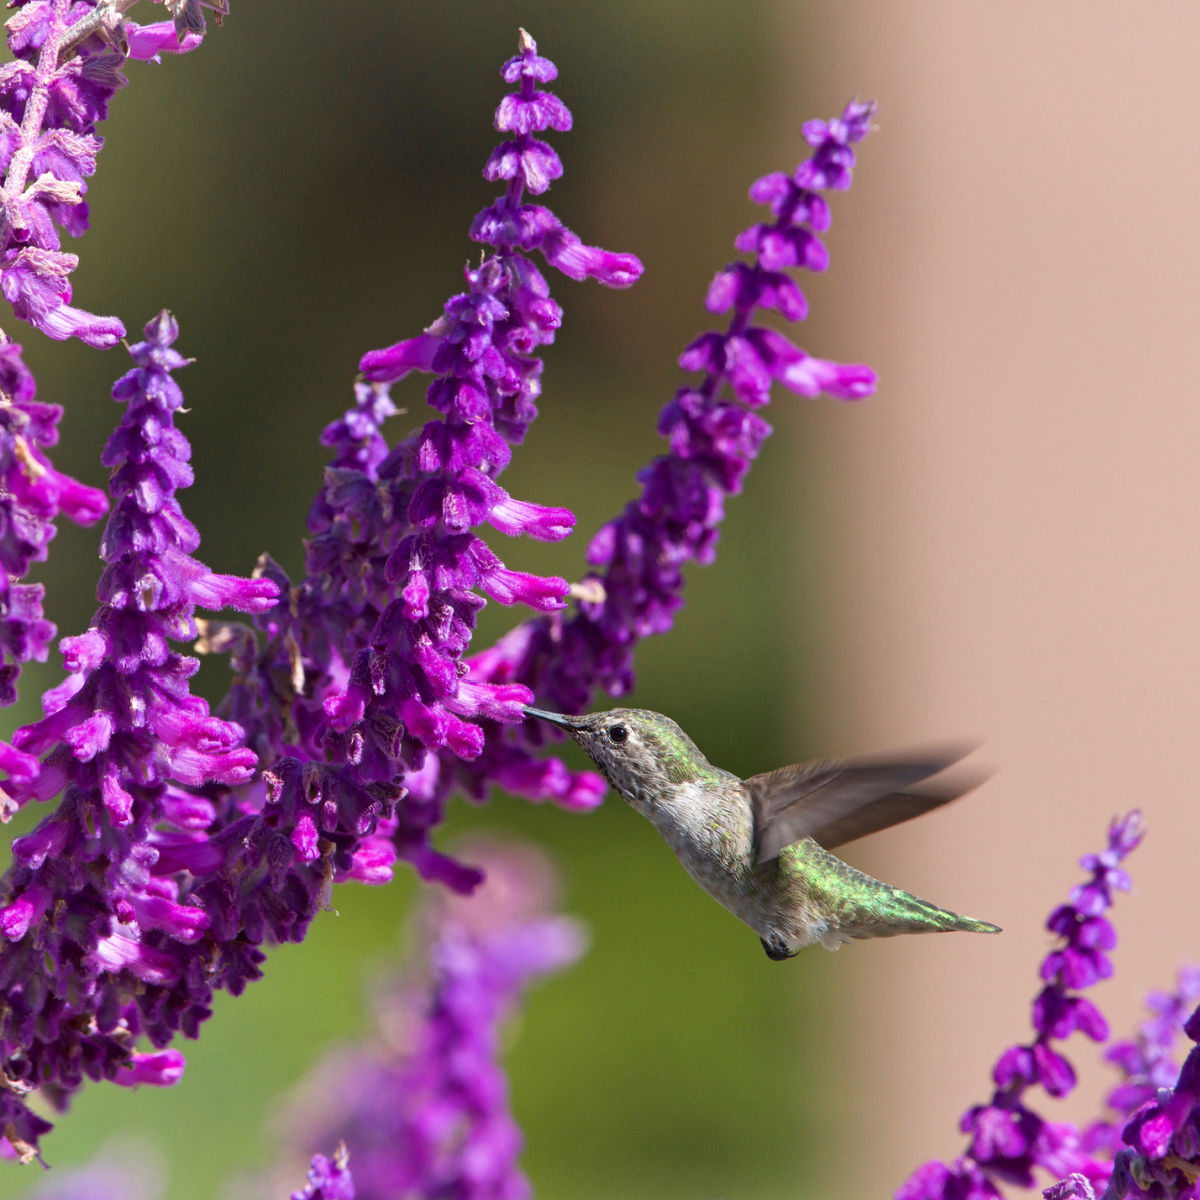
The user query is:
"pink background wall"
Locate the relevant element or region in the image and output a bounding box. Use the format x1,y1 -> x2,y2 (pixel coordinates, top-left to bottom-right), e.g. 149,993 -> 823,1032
772,4 -> 1200,1192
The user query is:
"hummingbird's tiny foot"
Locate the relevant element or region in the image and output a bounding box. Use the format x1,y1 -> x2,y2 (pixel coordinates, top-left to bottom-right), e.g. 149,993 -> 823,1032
760,934 -> 796,962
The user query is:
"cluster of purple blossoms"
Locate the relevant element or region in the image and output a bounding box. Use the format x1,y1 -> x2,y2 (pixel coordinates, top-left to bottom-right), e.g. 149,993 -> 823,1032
204,28 -> 644,919
0,0 -> 213,348
895,812 -> 1200,1200
1084,967 -> 1200,1162
0,30 -> 649,1165
0,311 -> 277,1160
897,812 -> 1147,1200
276,842 -> 584,1200
0,17 -> 885,1186
1096,990 -> 1200,1199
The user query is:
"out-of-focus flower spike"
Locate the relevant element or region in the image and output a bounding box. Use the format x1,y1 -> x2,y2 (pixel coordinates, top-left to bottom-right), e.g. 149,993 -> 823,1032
276,841 -> 582,1200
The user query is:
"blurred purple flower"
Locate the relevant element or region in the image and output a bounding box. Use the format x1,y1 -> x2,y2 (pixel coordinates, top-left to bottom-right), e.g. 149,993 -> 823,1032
292,1144 -> 354,1200
0,1 -> 210,347
897,812 -> 1146,1200
0,311 -> 277,1160
17,1143 -> 162,1197
278,841 -> 584,1200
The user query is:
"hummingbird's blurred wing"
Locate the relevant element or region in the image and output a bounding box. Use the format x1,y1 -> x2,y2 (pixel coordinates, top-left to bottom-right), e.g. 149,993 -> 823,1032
746,745 -> 980,864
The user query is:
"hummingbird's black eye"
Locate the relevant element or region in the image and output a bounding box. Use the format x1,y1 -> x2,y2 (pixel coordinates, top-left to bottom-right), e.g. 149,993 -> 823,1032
608,724 -> 628,744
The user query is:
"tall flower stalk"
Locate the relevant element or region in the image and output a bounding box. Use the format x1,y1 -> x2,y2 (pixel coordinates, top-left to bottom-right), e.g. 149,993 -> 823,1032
0,312 -> 277,1160
202,28 -> 643,908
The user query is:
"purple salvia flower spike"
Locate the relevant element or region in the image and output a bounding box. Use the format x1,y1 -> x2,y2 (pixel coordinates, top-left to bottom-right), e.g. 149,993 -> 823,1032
0,311 -> 277,1161
454,99 -> 877,812
206,31 -> 641,909
897,812 -> 1145,1200
0,0 -> 211,347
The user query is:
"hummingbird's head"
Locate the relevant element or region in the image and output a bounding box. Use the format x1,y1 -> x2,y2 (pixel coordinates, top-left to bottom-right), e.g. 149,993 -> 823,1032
522,705 -> 715,814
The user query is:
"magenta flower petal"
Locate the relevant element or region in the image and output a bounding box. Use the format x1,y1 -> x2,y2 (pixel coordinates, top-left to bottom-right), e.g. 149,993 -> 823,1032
113,1049 -> 187,1088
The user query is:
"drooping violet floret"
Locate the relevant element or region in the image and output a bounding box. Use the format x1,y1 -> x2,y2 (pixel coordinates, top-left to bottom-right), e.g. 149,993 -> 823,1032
202,29 -> 639,906
0,311 -> 277,1162
458,99 -> 878,805
0,336 -> 106,802
0,1 -> 206,347
896,812 -> 1147,1200
277,841 -> 584,1200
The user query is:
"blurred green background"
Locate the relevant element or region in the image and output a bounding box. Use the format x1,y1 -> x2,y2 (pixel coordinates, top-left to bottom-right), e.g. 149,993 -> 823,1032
4,3 -> 867,1198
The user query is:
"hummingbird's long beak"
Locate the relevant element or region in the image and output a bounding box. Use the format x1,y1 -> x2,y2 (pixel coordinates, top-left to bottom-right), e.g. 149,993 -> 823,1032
522,705 -> 585,730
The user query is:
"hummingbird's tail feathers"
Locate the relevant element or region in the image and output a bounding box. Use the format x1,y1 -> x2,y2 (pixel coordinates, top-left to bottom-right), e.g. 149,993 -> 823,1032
953,915 -> 1002,934
777,839 -> 1000,947
848,885 -> 1002,940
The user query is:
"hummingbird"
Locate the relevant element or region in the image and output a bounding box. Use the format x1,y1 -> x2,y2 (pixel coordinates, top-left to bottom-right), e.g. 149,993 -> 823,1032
523,705 -> 999,959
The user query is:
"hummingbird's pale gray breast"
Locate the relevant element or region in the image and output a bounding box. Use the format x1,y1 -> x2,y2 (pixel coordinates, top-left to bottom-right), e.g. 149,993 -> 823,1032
523,705 -> 1000,960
